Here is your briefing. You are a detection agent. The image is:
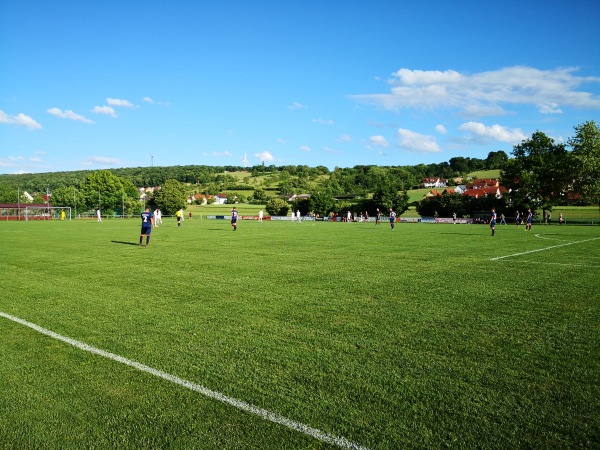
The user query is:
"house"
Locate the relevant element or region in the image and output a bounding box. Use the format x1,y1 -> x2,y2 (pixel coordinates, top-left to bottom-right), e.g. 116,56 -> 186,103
462,186 -> 506,199
421,177 -> 448,188
214,194 -> 228,205
453,185 -> 467,194
188,194 -> 208,205
425,190 -> 441,198
466,179 -> 499,190
284,194 -> 311,202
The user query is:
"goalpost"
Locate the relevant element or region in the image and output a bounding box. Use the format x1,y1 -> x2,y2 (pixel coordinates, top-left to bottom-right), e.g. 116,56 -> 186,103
18,206 -> 72,221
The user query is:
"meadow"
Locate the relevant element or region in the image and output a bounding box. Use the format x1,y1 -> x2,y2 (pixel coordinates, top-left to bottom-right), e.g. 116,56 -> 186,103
0,217 -> 599,449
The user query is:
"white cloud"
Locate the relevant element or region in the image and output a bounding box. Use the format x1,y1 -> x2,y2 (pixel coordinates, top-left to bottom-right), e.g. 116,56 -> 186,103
142,97 -> 155,103
299,145 -> 311,152
369,135 -> 389,147
461,104 -> 508,118
0,157 -> 18,167
397,128 -> 441,153
83,156 -> 121,166
537,102 -> 563,114
0,109 -> 42,130
212,151 -> 232,157
458,122 -> 527,144
287,102 -> 305,110
47,107 -> 94,124
277,138 -> 286,144
351,66 -> 600,117
323,146 -> 337,154
338,134 -> 352,142
312,118 -> 334,125
107,98 -> 134,107
435,124 -> 447,134
255,151 -> 274,162
92,106 -> 117,117
29,157 -> 43,163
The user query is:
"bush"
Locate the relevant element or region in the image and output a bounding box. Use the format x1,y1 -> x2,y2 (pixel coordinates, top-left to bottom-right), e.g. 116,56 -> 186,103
265,197 -> 290,216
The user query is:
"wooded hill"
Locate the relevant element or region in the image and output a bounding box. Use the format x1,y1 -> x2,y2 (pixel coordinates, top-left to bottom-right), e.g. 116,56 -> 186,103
0,152 -> 507,197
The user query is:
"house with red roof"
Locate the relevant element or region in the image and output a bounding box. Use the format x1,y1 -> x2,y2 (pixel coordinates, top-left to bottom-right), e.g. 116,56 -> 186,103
421,177 -> 448,188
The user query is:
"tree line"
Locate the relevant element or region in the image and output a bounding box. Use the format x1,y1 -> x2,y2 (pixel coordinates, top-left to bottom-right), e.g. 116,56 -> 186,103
1,120 -> 597,218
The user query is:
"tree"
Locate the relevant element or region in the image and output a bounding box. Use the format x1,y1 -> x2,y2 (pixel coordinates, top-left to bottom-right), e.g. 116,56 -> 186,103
568,120 -> 600,208
0,184 -> 19,203
372,177 -> 410,215
152,179 -> 186,215
309,190 -> 335,217
50,186 -> 85,209
485,151 -> 509,170
265,197 -> 289,216
502,131 -> 572,214
80,170 -> 138,213
252,188 -> 267,203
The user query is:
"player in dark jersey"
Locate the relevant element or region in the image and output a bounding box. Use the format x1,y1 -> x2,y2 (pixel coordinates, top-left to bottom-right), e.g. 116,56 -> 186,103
490,208 -> 497,236
231,207 -> 238,231
140,206 -> 154,246
525,208 -> 533,231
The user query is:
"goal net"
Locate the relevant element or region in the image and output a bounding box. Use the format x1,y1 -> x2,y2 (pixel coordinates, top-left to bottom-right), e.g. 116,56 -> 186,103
0,205 -> 72,221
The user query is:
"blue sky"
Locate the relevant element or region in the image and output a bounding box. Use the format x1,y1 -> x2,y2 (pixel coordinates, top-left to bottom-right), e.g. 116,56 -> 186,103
1,0 -> 599,175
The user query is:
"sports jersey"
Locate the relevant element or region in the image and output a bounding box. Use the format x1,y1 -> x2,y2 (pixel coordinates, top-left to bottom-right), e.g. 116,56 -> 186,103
141,211 -> 153,232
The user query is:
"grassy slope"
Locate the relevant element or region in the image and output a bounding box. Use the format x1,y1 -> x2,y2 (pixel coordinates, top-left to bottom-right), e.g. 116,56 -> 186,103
0,219 -> 598,448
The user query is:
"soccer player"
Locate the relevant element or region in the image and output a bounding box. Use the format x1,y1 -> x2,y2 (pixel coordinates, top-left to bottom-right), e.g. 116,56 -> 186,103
140,206 -> 154,247
525,208 -> 533,231
176,209 -> 182,227
490,208 -> 497,236
231,206 -> 238,231
389,208 -> 396,230
376,208 -> 381,225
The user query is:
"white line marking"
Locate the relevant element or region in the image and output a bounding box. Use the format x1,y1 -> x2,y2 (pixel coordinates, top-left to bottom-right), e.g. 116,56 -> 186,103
0,311 -> 369,450
533,234 -> 568,241
490,237 -> 600,261
493,259 -> 600,268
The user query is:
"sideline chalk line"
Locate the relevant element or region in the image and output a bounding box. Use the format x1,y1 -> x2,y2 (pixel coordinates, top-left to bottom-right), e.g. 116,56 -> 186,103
0,311 -> 369,450
490,236 -> 600,261
493,259 -> 600,268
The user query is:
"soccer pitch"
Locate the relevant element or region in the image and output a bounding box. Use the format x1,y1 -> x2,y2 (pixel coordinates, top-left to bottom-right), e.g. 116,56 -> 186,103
1,218 -> 599,449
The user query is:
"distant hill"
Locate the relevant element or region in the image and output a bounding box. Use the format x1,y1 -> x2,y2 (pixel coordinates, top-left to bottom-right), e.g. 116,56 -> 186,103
467,169 -> 501,179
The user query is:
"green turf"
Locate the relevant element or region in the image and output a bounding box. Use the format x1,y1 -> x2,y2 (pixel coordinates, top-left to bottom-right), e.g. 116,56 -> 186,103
0,218 -> 599,449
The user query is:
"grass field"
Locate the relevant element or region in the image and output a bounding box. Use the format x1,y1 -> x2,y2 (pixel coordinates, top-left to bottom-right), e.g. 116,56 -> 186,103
1,218 -> 599,449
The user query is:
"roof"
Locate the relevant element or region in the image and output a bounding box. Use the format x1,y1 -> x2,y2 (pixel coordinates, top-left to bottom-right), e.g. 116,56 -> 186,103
0,204 -> 50,208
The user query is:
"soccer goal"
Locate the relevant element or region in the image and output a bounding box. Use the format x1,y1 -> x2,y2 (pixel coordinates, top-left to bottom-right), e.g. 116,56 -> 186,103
18,206 -> 72,221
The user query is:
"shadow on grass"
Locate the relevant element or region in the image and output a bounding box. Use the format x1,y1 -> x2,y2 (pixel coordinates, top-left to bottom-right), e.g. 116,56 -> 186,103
111,240 -> 140,246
